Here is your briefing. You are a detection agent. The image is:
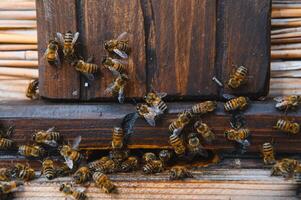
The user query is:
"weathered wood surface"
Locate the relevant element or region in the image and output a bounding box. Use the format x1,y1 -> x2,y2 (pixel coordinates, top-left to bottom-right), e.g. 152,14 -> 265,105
0,101 -> 300,153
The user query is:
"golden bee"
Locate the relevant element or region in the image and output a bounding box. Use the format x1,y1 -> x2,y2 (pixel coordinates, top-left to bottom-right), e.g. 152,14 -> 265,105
59,183 -> 87,200
227,65 -> 248,89
158,150 -> 174,165
42,158 -> 56,180
43,39 -> 60,66
261,142 -> 276,165
169,134 -> 186,156
0,168 -> 12,181
12,163 -> 35,181
102,56 -> 127,75
111,127 -> 124,149
144,92 -> 168,113
0,137 -> 14,150
71,58 -> 99,81
93,172 -> 116,193
143,160 -> 164,174
105,74 -> 129,103
271,158 -> 300,178
224,96 -> 249,112
142,152 -> 157,163
169,111 -> 193,135
187,132 -> 208,157
92,159 -> 117,174
59,136 -> 82,169
56,31 -> 79,61
88,156 -> 110,172
274,95 -> 301,111
104,32 -> 130,59
32,127 -> 61,147
73,166 -> 91,184
191,101 -> 217,115
170,166 -> 193,180
26,79 -> 39,100
0,181 -> 23,194
136,103 -> 161,126
274,119 -> 300,135
18,145 -> 45,158
194,121 -> 216,143
120,156 -> 138,172
224,128 -> 250,153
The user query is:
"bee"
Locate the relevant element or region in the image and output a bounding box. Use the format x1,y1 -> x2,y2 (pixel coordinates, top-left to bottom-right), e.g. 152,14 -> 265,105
271,158 -> 300,178
224,128 -> 250,153
170,166 -> 193,180
102,56 -> 127,76
120,156 -> 138,172
105,74 -> 129,103
93,172 -> 116,193
72,166 -> 91,184
26,79 -> 39,100
0,137 -> 14,150
56,163 -> 74,177
158,150 -> 174,165
18,145 -> 45,158
169,134 -> 186,156
71,58 -> 99,81
274,119 -> 300,135
104,32 -> 130,59
261,142 -> 276,165
32,127 -> 61,147
0,181 -> 23,194
224,96 -> 249,112
56,31 -> 79,61
142,152 -> 157,163
42,158 -> 56,180
88,156 -> 110,172
12,163 -> 35,181
194,121 -> 216,143
0,168 -> 12,181
144,92 -> 168,113
92,159 -> 117,174
111,127 -> 124,149
169,111 -> 193,135
59,183 -> 87,200
274,95 -> 301,111
136,103 -> 161,126
191,101 -> 217,115
142,160 -> 164,174
43,39 -> 60,66
59,136 -> 82,169
227,65 -> 248,89
187,133 -> 208,157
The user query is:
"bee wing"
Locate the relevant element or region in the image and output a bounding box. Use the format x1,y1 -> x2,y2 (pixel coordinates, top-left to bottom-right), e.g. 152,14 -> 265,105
72,136 -> 81,150
44,140 -> 58,147
143,108 -> 157,126
122,112 -> 139,139
65,157 -> 74,169
113,48 -> 128,59
156,92 -> 167,98
222,93 -> 236,100
46,127 -> 56,133
55,51 -> 61,67
76,187 -> 86,193
56,32 -> 64,47
118,87 -> 125,103
111,58 -> 128,65
173,128 -> 183,136
105,83 -> 114,95
72,32 -> 79,45
237,139 -> 250,147
81,72 -> 95,81
274,96 -> 284,102
110,68 -> 121,77
117,32 -> 128,40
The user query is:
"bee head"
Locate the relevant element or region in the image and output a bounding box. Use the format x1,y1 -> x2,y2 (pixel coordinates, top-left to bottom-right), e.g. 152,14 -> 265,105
59,183 -> 66,191
104,40 -> 112,50
101,56 -> 109,65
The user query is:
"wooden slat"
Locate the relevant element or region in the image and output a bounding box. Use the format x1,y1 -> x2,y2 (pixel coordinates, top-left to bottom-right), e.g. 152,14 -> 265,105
0,10 -> 36,20
0,44 -> 37,51
81,0 -> 146,100
36,0 -> 80,100
217,0 -> 271,98
144,0 -> 218,98
0,1 -> 35,10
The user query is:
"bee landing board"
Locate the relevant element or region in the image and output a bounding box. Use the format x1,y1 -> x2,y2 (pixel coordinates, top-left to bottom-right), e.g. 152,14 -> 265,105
36,0 -> 271,101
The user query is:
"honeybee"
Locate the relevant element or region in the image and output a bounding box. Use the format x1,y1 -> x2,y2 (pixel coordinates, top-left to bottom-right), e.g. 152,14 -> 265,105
142,152 -> 157,163
42,158 -> 56,180
71,58 -> 99,81
136,103 -> 161,126
271,158 -> 300,178
227,65 -> 248,89
169,134 -> 186,156
104,32 -> 130,59
59,136 -> 82,169
144,92 -> 168,113
187,133 -> 208,158
105,74 -> 129,103
109,149 -> 129,164
191,101 -> 217,115
170,166 -> 193,180
56,163 -> 74,177
274,95 -> 301,111
142,160 -> 164,174
158,150 -> 174,165
0,168 -> 12,181
59,183 -> 87,200
12,163 -> 35,181
92,159 -> 117,174
169,111 -> 193,135
224,96 -> 249,112
56,31 -> 79,61
88,156 -> 110,172
26,79 -> 39,100
18,145 -> 45,158
274,119 -> 300,135
32,127 -> 61,147
111,127 -> 124,149
261,142 -> 276,165
43,39 -> 60,66
120,156 -> 138,172
0,138 -> 14,150
93,172 -> 116,193
0,181 -> 23,194
102,56 -> 127,76
194,121 -> 215,143
73,166 -> 91,184
224,128 -> 250,153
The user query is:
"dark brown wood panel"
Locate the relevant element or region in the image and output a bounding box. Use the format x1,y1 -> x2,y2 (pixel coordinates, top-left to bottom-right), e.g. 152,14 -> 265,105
80,0 -> 147,100
144,0 -> 218,98
36,0 -> 81,99
217,0 -> 271,98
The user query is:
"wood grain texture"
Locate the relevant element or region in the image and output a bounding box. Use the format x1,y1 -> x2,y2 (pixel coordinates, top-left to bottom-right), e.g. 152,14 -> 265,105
80,0 -> 146,100
36,0 -> 80,99
217,0 -> 271,98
